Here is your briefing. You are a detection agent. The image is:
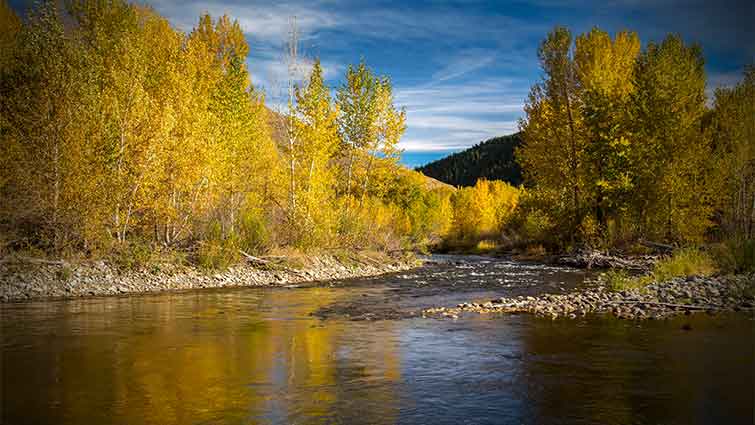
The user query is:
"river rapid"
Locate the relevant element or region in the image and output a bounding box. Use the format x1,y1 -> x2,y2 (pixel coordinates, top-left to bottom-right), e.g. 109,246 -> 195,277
1,255 -> 752,424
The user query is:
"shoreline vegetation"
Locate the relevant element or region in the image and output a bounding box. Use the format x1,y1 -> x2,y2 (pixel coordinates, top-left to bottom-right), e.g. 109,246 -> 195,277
0,1 -> 752,316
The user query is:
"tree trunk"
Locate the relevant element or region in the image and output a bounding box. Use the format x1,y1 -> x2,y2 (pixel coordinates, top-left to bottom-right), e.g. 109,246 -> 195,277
563,86 -> 580,238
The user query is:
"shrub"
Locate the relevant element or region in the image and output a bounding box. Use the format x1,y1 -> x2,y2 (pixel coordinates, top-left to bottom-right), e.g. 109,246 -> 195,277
237,210 -> 269,254
474,240 -> 498,253
524,244 -> 547,257
197,238 -> 238,271
710,239 -> 755,274
111,241 -> 153,270
56,265 -> 73,281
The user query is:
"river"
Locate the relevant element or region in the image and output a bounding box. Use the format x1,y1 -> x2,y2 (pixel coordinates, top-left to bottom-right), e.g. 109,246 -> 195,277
1,256 -> 752,424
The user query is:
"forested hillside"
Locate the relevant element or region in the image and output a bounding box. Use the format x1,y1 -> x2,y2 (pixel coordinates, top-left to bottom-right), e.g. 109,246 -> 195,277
417,133 -> 522,187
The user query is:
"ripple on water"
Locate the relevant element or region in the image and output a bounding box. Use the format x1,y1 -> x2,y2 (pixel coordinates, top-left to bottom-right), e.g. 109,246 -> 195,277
1,256 -> 752,425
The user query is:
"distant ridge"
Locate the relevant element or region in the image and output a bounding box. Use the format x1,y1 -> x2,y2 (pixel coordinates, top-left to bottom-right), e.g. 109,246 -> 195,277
416,133 -> 523,187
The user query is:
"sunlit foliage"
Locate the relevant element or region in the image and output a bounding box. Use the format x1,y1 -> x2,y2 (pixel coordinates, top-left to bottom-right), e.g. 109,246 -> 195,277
516,26 -> 749,249
0,0 -> 443,265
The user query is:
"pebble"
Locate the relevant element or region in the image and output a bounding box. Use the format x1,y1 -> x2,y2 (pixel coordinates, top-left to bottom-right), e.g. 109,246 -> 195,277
424,273 -> 754,321
0,255 -> 418,302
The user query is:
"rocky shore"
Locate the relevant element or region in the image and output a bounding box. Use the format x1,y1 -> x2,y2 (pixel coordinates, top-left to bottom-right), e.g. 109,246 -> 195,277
424,273 -> 755,320
0,253 -> 418,302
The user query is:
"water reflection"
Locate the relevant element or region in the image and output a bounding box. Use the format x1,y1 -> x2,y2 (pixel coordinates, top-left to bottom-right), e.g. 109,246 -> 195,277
2,288 -> 406,425
1,263 -> 752,425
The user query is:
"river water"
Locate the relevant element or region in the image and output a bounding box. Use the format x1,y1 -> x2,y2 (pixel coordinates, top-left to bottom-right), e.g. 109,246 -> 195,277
1,256 -> 752,424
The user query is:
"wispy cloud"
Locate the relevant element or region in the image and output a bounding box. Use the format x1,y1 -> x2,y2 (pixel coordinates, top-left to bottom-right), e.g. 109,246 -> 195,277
142,0 -> 749,156
429,50 -> 497,83
150,0 -> 340,44
395,75 -> 528,151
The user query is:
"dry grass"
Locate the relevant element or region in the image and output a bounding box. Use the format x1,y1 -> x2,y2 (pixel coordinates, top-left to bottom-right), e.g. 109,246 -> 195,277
605,248 -> 717,292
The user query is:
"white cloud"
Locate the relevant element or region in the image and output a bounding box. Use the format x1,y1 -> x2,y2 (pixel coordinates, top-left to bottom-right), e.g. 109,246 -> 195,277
430,50 -> 497,83
393,74 -> 527,151
407,115 -> 518,132
150,1 -> 340,45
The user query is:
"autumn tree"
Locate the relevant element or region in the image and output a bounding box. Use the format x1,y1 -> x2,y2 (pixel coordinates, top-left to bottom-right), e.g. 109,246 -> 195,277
518,26 -> 587,242
360,77 -> 406,203
336,61 -> 378,197
0,2 -> 103,251
0,0 -> 20,69
0,1 -> 449,264
574,28 -> 640,230
191,13 -> 277,246
629,35 -> 711,242
710,65 -> 755,240
292,60 -> 340,246
447,179 -> 519,247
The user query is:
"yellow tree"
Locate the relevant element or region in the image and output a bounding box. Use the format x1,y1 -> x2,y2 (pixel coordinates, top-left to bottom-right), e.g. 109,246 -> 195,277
336,61 -> 378,197
574,28 -> 640,230
630,35 -> 710,242
518,26 -> 587,242
70,0 -> 168,243
293,59 -> 339,246
360,77 -> 406,203
0,0 -> 21,205
147,15 -> 213,247
189,13 -> 276,245
710,65 -> 755,240
0,1 -> 103,251
0,0 -> 20,69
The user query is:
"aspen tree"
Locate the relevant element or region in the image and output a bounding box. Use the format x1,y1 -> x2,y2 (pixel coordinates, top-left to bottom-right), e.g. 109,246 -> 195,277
294,59 -> 339,245
518,26 -> 587,241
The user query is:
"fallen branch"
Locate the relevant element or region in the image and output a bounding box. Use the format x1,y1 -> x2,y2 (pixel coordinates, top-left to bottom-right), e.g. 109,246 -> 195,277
0,256 -> 69,266
638,239 -> 675,253
238,250 -> 270,264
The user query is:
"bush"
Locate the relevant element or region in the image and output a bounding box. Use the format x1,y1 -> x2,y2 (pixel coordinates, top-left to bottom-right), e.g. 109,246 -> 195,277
56,265 -> 73,281
111,241 -> 154,270
197,238 -> 239,271
237,210 -> 269,254
710,239 -> 755,274
473,240 -> 498,253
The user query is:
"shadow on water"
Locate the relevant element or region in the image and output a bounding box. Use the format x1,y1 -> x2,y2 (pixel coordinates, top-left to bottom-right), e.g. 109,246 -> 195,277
1,256 -> 752,424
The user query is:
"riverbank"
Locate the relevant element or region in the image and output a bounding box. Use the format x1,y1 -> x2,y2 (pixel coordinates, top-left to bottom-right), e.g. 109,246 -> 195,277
424,272 -> 754,320
0,251 -> 419,302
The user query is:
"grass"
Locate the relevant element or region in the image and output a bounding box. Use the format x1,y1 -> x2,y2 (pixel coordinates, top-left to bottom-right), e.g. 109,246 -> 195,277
652,248 -> 717,281
604,248 -> 717,292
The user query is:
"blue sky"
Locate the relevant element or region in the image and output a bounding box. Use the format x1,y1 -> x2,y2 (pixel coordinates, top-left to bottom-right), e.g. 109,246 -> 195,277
10,0 -> 755,167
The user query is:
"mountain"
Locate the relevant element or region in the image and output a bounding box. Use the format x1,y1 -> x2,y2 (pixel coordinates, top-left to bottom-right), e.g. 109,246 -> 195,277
416,133 -> 523,187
